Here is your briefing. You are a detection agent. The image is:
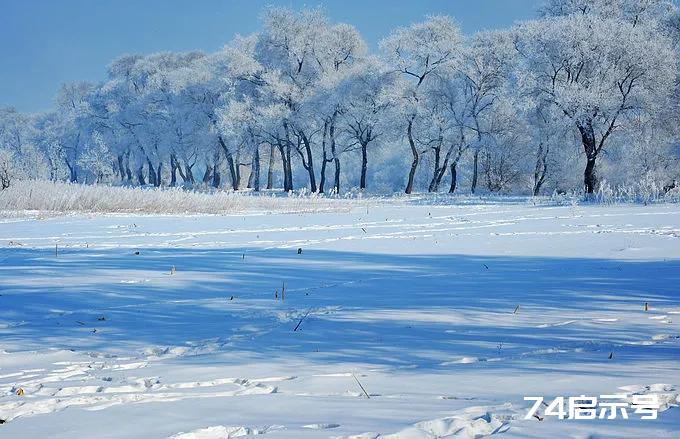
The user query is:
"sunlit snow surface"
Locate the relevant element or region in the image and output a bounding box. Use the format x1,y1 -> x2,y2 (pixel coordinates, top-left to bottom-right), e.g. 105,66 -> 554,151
0,200 -> 679,438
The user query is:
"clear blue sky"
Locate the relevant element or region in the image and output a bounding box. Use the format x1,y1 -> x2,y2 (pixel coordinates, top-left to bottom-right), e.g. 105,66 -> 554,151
0,0 -> 541,112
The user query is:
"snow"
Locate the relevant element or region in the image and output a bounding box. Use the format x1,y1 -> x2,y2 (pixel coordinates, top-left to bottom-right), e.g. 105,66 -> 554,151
0,200 -> 679,438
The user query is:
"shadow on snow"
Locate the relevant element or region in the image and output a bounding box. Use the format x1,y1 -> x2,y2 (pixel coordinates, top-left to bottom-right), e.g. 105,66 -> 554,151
0,246 -> 678,372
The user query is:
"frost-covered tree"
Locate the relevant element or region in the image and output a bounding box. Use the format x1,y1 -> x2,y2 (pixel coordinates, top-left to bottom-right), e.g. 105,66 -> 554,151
540,0 -> 675,26
3,4 -> 680,197
0,108 -> 44,184
381,16 -> 463,193
338,57 -> 394,190
0,149 -> 13,189
515,13 -> 677,193
311,23 -> 368,194
252,7 -> 328,191
78,131 -> 114,183
446,30 -> 517,194
54,82 -> 95,182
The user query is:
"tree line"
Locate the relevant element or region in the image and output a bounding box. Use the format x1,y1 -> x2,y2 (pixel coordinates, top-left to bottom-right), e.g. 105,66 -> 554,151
1,0 -> 679,196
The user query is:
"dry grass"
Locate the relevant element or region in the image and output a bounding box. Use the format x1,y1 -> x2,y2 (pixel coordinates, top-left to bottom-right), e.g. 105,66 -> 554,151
0,180 -> 361,215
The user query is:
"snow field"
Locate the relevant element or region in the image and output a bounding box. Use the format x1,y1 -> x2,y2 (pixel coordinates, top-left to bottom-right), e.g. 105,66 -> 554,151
0,201 -> 678,438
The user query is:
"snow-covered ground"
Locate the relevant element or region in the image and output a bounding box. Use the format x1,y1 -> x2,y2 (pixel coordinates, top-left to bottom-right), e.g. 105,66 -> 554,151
0,200 -> 679,438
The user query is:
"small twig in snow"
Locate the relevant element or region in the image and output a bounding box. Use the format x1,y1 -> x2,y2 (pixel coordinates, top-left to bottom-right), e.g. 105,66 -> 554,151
294,308 -> 311,331
352,373 -> 370,399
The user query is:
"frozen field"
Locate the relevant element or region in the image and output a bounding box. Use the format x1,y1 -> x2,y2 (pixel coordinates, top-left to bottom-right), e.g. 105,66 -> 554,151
0,200 -> 679,438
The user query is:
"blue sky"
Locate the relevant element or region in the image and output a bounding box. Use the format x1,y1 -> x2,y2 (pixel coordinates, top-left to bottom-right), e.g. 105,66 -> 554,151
0,0 -> 541,112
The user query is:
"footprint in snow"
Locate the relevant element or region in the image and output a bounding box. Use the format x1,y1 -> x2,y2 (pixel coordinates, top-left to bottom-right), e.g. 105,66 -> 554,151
441,357 -> 484,365
168,424 -> 283,438
303,423 -> 340,429
536,320 -> 577,328
371,404 -> 515,439
617,383 -> 680,412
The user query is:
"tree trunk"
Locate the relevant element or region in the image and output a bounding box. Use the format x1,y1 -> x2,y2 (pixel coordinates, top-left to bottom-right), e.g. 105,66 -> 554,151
282,123 -> 293,192
285,140 -> 293,191
170,164 -> 177,187
533,143 -> 548,196
471,150 -> 479,194
176,159 -> 186,182
430,147 -> 454,193
117,154 -> 126,182
170,155 -> 178,187
431,153 -> 453,192
237,149 -> 243,189
278,142 -> 287,191
217,135 -> 238,190
181,161 -> 195,184
300,132 -> 317,192
147,159 -> 156,187
319,151 -> 328,194
123,151 -> 132,182
252,145 -> 260,191
155,162 -> 162,187
405,118 -> 419,194
449,162 -> 458,193
578,121 -> 599,194
202,165 -> 212,185
319,121 -> 329,194
212,163 -> 222,188
277,140 -> 292,191
428,166 -> 440,192
66,161 -> 78,183
434,135 -> 465,193
584,157 -> 597,194
137,164 -> 146,186
47,156 -> 57,181
226,155 -> 237,190
0,169 -> 9,190
329,118 -> 340,194
360,142 -> 368,190
279,143 -> 289,191
428,134 -> 444,192
267,144 -> 275,189
333,158 -> 340,194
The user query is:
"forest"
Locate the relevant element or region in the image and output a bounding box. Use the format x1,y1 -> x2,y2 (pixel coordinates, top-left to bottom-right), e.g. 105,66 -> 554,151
1,0 -> 679,197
